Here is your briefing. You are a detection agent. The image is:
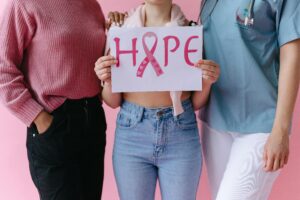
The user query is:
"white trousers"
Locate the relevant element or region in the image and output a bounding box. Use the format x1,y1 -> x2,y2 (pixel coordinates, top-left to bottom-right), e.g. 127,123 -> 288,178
202,123 -> 280,200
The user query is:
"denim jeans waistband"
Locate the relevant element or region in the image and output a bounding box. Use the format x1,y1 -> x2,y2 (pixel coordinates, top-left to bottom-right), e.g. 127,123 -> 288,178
120,98 -> 194,120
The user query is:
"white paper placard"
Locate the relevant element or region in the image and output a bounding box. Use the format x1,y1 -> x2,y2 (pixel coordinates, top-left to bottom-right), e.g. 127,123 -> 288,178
109,26 -> 203,92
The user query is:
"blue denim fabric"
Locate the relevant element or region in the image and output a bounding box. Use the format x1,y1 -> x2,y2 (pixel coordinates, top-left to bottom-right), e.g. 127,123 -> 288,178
113,99 -> 202,200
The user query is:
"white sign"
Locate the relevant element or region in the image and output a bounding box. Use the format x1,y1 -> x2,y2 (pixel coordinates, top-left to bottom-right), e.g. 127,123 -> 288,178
109,26 -> 203,93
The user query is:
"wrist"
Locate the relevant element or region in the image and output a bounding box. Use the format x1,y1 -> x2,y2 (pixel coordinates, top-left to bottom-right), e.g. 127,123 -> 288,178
272,122 -> 290,136
101,80 -> 112,87
202,82 -> 212,90
104,82 -> 112,89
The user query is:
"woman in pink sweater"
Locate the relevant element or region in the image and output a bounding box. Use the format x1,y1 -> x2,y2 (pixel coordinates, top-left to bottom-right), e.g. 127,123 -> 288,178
0,0 -> 107,199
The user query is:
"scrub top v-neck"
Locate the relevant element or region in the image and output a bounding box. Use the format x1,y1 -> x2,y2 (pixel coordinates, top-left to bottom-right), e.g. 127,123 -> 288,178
200,0 -> 300,133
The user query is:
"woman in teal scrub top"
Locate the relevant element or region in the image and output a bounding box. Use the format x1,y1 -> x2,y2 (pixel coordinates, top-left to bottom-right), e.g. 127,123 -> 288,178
200,0 -> 300,199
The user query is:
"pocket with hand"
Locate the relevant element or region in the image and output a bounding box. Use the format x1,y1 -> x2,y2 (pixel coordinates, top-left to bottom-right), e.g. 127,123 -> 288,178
34,111 -> 55,135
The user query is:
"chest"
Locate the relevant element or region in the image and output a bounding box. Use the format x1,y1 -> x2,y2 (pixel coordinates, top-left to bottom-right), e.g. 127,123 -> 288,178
32,0 -> 105,45
201,0 -> 277,38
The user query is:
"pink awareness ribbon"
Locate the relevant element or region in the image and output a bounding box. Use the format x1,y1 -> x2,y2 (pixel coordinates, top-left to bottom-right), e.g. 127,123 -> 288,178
137,32 -> 164,77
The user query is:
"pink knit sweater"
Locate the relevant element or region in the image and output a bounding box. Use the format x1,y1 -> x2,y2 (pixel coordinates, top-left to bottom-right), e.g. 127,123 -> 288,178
0,0 -> 106,126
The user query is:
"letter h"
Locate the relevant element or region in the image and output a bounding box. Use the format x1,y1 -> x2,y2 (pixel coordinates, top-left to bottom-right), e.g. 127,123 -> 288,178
114,38 -> 138,67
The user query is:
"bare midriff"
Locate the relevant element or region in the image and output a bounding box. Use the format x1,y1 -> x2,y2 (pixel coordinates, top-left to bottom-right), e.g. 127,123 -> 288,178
123,91 -> 191,108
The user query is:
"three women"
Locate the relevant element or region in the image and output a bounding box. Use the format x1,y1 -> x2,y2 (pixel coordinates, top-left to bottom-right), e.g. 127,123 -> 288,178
0,0 -> 299,199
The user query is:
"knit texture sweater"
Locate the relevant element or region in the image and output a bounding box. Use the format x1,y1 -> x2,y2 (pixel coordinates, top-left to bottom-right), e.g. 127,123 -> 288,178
0,0 -> 106,126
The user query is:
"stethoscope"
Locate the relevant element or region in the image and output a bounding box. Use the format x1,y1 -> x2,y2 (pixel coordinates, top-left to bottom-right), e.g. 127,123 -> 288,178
244,0 -> 255,26
198,0 -> 255,26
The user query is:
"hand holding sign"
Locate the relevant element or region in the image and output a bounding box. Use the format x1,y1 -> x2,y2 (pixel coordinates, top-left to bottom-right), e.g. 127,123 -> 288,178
95,55 -> 117,84
108,26 -> 203,93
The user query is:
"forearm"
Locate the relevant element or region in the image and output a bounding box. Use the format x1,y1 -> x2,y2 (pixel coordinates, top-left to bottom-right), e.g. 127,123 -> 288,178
101,83 -> 122,108
273,39 -> 300,134
0,1 -> 44,126
0,51 -> 44,126
192,83 -> 212,110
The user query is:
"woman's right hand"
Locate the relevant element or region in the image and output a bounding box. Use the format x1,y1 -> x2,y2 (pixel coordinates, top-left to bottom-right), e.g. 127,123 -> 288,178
94,55 -> 118,83
107,11 -> 128,29
34,110 -> 54,134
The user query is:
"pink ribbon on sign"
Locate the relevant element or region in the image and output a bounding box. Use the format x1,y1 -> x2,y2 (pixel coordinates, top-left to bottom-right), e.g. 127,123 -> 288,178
137,32 -> 164,78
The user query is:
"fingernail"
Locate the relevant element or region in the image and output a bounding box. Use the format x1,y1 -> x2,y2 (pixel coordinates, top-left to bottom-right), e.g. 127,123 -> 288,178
120,21 -> 124,25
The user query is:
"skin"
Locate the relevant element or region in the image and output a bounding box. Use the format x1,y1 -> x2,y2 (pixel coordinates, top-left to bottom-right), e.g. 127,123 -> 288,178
33,110 -> 53,134
107,12 -> 128,28
263,39 -> 300,172
95,0 -> 220,111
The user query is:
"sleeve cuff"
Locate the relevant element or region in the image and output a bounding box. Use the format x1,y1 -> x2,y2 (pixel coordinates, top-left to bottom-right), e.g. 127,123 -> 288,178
279,33 -> 300,47
278,21 -> 300,47
13,98 -> 44,127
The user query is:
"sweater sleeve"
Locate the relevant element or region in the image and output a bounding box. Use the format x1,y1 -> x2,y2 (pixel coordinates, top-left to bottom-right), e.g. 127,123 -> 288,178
0,0 -> 44,127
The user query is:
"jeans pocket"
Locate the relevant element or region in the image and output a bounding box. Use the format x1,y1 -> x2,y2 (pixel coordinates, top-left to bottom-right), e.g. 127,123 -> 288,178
34,113 -> 58,138
176,109 -> 198,131
31,114 -> 69,165
116,111 -> 139,130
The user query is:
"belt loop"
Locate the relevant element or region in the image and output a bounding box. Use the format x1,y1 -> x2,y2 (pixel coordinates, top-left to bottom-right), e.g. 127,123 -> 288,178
84,98 -> 89,107
136,106 -> 144,122
173,110 -> 180,121
63,99 -> 68,112
156,110 -> 164,118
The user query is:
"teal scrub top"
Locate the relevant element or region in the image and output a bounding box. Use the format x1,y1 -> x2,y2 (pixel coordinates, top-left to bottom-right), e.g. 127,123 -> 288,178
200,0 -> 300,133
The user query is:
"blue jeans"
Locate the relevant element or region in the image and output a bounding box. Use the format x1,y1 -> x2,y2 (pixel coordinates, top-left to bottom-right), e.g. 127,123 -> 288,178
113,99 -> 202,200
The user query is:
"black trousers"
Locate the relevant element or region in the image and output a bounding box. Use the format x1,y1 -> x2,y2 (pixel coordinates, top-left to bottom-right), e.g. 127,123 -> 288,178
26,96 -> 106,200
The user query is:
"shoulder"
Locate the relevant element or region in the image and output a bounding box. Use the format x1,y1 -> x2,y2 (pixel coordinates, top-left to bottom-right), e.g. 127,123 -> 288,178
1,0 -> 29,18
2,0 -> 22,10
2,0 -> 38,15
4,0 -> 36,8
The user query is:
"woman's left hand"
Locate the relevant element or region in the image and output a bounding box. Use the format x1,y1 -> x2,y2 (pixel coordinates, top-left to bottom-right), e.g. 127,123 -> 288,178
263,129 -> 290,172
195,60 -> 220,86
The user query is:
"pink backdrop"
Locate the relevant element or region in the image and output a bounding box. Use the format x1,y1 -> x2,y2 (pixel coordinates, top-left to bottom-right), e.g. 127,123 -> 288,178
0,0 -> 299,199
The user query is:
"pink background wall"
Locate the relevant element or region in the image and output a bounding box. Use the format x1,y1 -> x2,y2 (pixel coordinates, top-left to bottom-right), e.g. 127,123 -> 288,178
0,0 -> 299,199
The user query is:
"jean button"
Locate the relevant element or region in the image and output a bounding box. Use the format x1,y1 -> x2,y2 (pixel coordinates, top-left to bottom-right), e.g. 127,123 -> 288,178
156,111 -> 164,117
